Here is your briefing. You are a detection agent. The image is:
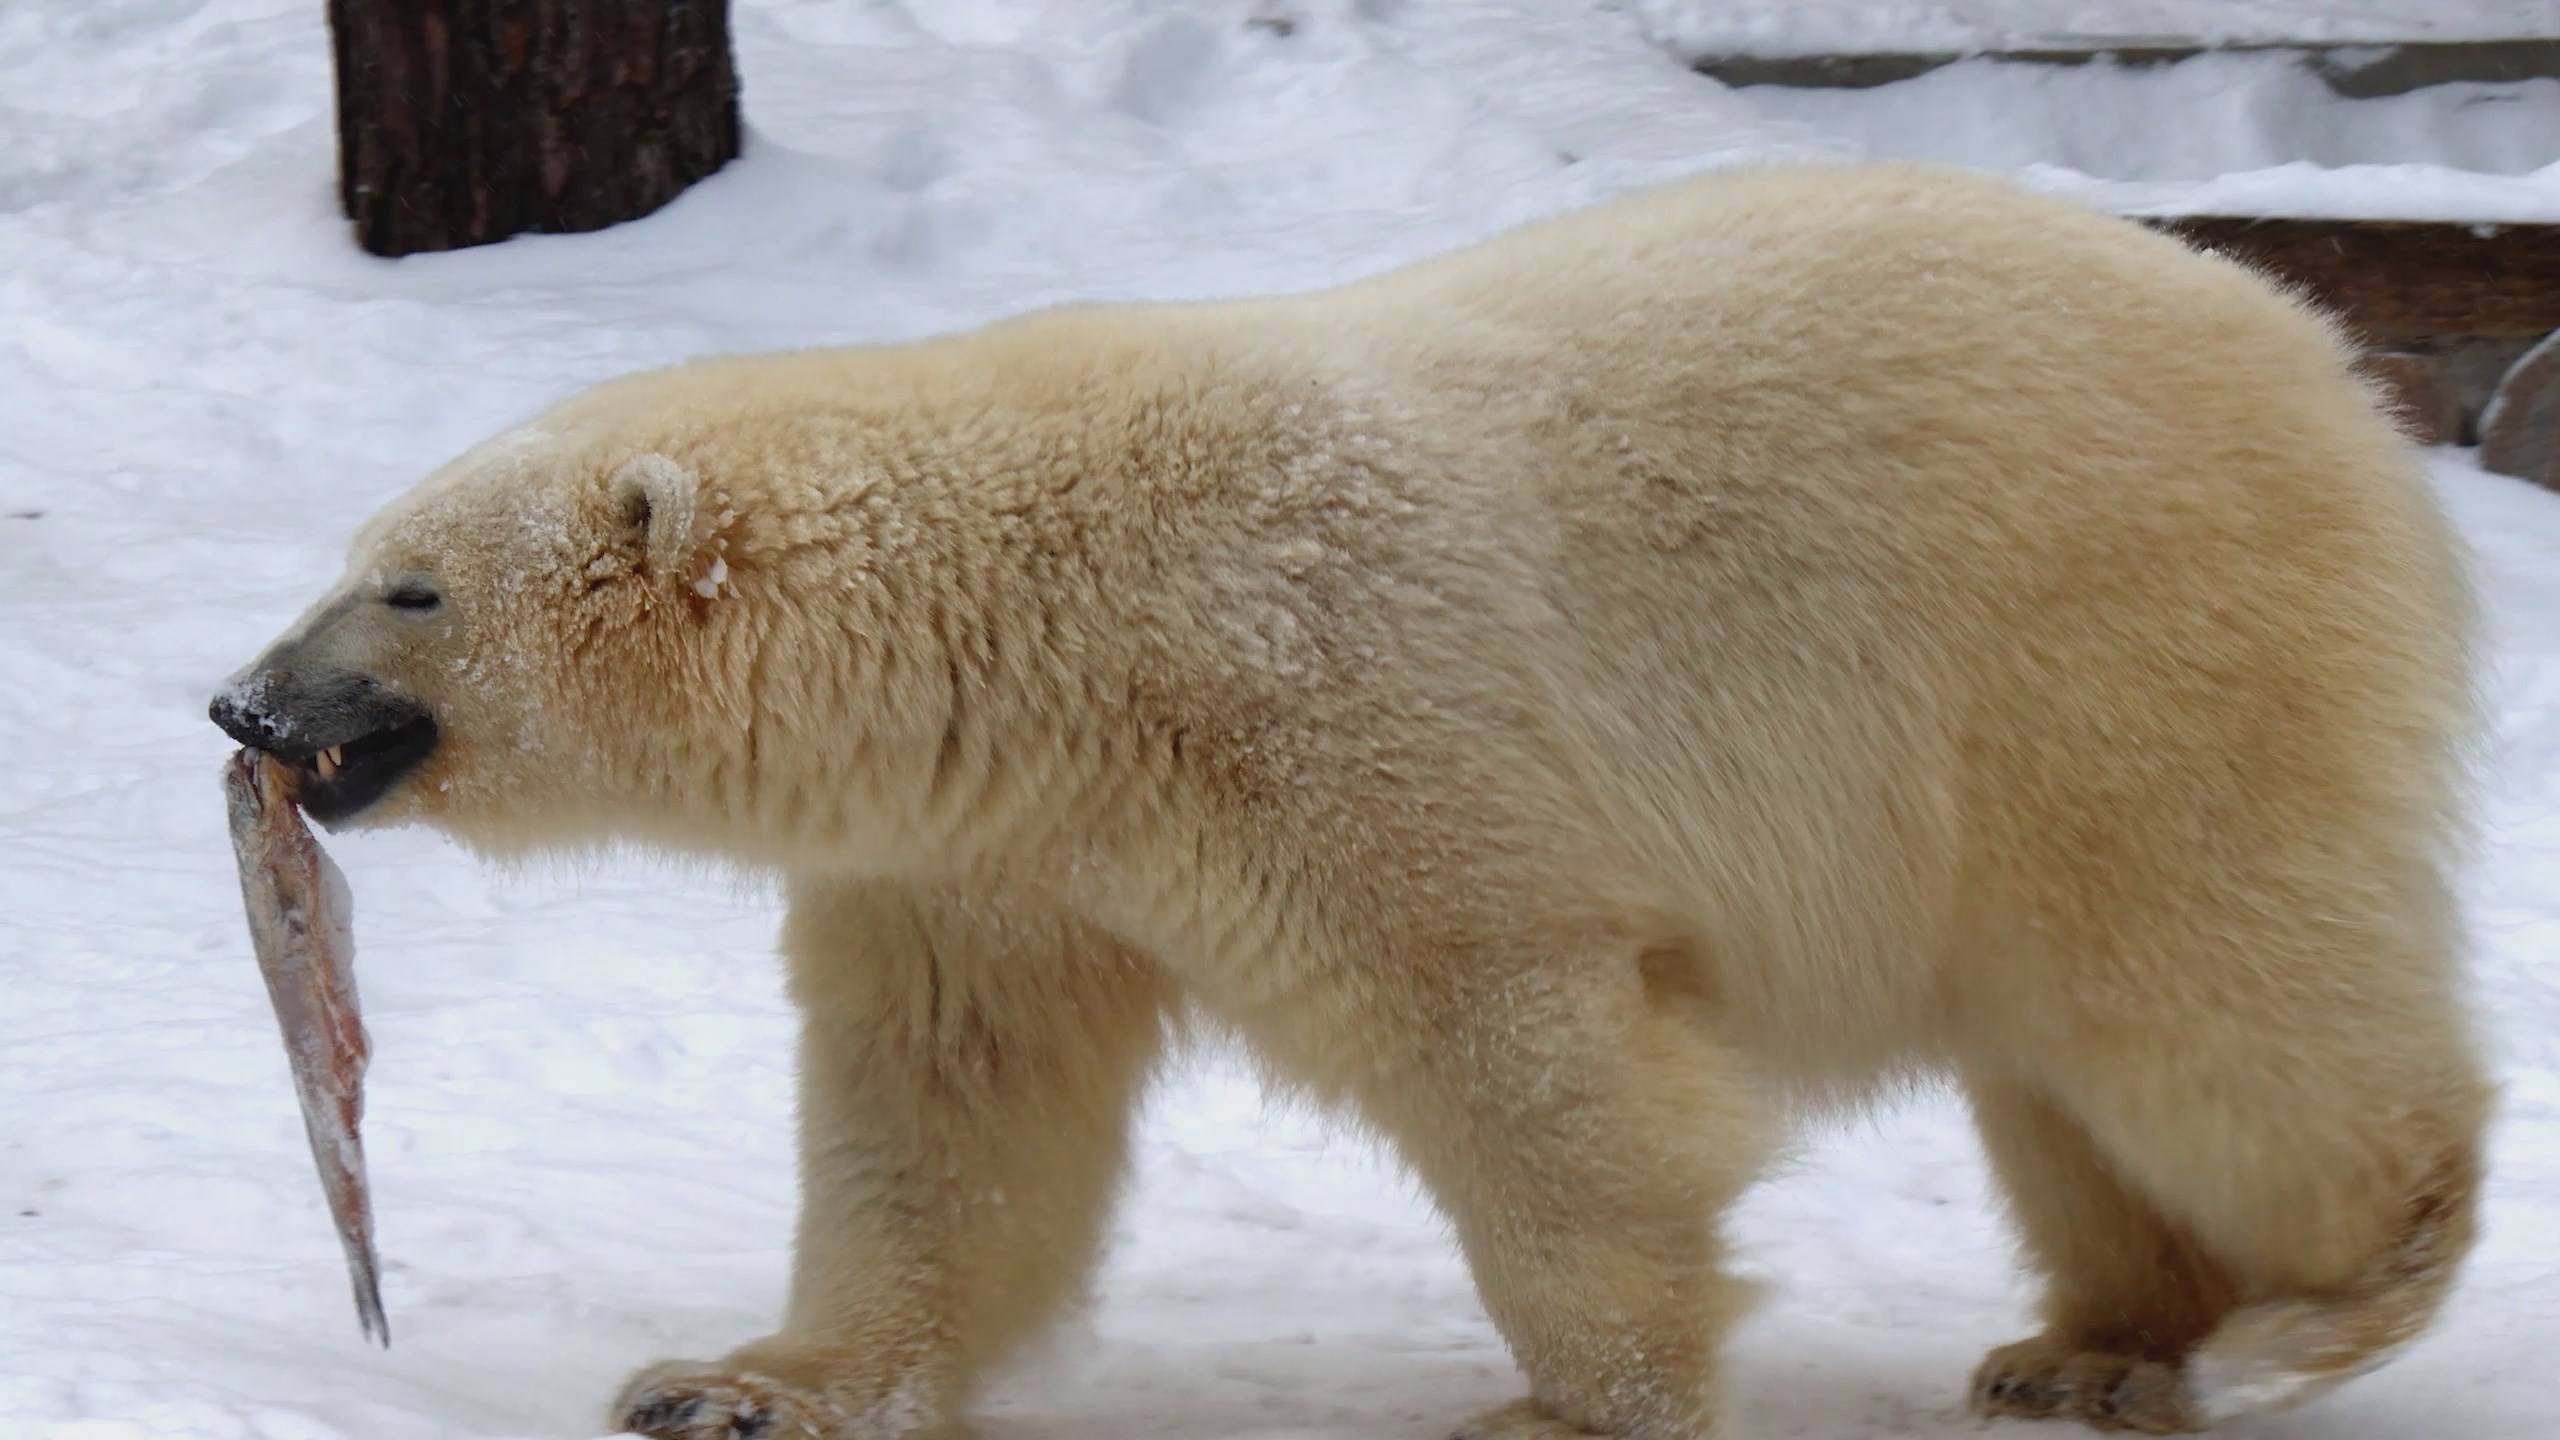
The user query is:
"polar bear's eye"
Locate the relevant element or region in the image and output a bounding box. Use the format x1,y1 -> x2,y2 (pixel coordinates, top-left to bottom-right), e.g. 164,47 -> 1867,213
385,584 -> 442,613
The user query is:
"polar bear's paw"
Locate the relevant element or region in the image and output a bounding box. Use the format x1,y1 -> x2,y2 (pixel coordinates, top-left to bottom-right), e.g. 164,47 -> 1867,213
609,1358 -> 849,1440
1448,1398 -> 1614,1440
1970,1334 -> 2203,1434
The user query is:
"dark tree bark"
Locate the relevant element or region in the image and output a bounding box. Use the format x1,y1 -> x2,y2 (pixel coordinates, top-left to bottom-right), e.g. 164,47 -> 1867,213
328,0 -> 741,258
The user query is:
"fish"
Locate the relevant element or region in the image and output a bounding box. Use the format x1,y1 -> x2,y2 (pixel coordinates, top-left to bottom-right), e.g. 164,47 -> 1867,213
222,747 -> 389,1345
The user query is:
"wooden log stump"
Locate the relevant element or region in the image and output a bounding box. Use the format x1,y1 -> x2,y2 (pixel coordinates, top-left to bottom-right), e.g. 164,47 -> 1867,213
328,0 -> 742,258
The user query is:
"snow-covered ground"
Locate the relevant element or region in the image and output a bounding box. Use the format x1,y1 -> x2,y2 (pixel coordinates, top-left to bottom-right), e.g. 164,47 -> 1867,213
2,2 -> 2554,1438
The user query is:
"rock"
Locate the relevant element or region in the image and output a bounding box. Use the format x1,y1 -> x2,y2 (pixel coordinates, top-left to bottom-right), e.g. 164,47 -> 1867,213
2480,329 -> 2560,492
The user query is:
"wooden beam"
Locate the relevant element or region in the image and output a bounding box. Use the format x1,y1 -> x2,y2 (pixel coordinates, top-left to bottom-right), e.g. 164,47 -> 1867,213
1692,39 -> 2560,101
2140,216 -> 2560,344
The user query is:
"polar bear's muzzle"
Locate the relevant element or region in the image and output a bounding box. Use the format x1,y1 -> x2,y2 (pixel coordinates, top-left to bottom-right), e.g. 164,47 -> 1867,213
208,665 -> 439,827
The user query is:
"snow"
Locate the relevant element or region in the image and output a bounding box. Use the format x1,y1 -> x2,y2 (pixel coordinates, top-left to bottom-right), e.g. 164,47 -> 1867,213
694,558 -> 731,601
2047,159 -> 2560,223
1733,51 -> 2560,221
1,2 -> 2554,1438
1635,0 -> 2560,221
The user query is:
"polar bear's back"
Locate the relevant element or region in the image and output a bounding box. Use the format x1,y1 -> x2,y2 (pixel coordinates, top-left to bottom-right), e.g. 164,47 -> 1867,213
1296,165 -> 2474,1069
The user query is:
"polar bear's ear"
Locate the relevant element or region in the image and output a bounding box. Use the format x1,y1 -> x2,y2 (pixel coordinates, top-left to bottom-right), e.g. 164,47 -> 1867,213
609,453 -> 702,579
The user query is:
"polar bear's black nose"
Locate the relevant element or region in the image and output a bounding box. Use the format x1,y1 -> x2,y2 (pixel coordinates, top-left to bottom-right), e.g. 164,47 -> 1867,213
210,686 -> 287,751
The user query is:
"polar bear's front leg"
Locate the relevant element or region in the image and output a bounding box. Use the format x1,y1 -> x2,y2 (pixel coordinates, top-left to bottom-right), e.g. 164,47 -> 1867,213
612,877 -> 1174,1440
1317,923 -> 1775,1440
1432,1016 -> 1771,1440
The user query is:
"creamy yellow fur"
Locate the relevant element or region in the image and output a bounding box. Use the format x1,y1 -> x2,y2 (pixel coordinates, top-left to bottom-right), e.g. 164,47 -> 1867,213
261,163 -> 2491,1438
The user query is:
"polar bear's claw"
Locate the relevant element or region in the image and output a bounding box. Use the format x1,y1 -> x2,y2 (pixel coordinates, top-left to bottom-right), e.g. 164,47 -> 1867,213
611,1359 -> 836,1440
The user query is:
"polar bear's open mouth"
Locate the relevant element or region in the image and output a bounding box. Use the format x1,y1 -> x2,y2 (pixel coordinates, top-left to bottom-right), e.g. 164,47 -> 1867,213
280,713 -> 439,826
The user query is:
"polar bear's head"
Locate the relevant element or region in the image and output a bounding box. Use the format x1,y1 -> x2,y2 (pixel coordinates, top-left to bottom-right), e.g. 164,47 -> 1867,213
208,405 -> 745,856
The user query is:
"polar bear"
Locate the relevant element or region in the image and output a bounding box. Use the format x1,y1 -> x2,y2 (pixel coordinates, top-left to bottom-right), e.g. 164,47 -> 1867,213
209,163 -> 2491,1439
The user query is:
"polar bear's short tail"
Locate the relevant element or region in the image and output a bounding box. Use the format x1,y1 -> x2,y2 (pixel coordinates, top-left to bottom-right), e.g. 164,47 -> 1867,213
2184,1149 -> 2480,1425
